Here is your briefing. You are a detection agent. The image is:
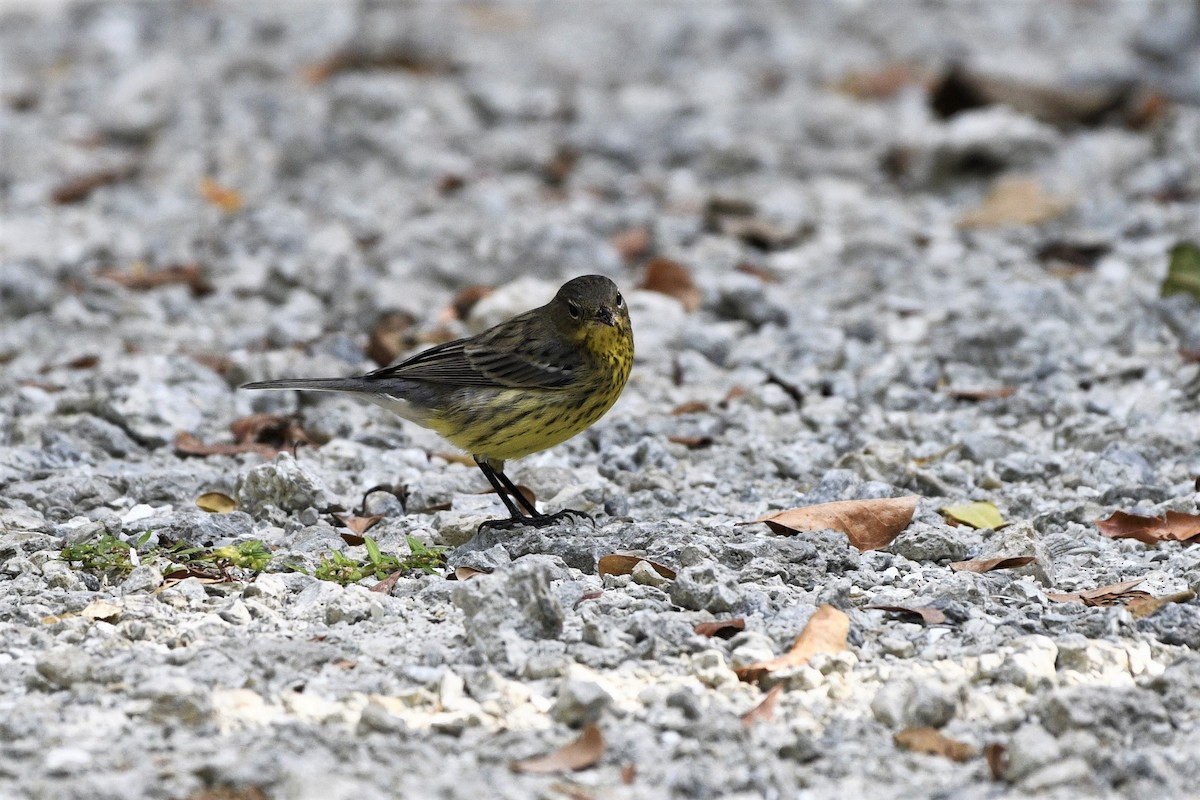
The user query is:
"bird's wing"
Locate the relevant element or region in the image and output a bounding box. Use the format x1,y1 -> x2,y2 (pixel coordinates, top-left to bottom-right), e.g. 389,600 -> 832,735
366,319 -> 581,389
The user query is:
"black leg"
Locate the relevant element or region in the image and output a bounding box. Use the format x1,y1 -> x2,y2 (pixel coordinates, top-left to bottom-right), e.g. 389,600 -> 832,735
473,458 -> 526,520
490,465 -> 543,518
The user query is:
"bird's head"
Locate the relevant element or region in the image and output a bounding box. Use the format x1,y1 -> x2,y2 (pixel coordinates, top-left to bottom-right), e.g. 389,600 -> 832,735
551,275 -> 632,350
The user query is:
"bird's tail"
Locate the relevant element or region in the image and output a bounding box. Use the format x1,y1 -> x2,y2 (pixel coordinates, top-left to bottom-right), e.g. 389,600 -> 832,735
241,377 -> 377,393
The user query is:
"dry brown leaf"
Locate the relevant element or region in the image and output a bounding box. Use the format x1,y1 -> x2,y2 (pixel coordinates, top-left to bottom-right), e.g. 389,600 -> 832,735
948,556 -> 1037,573
694,618 -> 746,639
735,262 -> 779,283
196,492 -> 237,514
894,727 -> 976,762
719,386 -> 747,406
612,228 -> 651,261
597,554 -> 677,581
865,604 -> 947,625
671,401 -> 709,415
51,163 -> 137,204
740,684 -> 783,727
1127,589 -> 1196,619
735,605 -> 849,683
667,434 -> 714,449
174,432 -> 277,460
97,263 -> 213,297
958,177 -> 1072,228
370,571 -> 404,594
437,173 -> 466,194
199,177 -> 244,213
230,413 -> 315,453
365,311 -> 416,367
184,787 -> 269,800
431,451 -> 476,467
573,590 -> 604,608
453,566 -> 490,581
620,763 -> 636,785
985,742 -> 1008,781
639,257 -> 701,312
1046,578 -> 1149,607
755,496 -> 919,552
81,599 -> 122,623
948,386 -> 1016,401
449,285 -> 494,321
1095,510 -> 1200,545
336,514 -> 383,536
301,46 -> 456,84
510,723 -> 605,774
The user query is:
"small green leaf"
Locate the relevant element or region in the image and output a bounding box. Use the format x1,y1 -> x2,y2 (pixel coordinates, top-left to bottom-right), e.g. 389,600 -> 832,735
1162,242 -> 1200,301
365,536 -> 383,564
941,501 -> 1005,530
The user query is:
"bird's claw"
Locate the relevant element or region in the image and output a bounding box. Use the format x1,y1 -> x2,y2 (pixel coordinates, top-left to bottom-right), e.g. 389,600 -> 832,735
478,508 -> 594,532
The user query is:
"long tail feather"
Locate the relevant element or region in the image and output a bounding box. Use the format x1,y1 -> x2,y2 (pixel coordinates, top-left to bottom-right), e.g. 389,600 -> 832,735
241,377 -> 377,393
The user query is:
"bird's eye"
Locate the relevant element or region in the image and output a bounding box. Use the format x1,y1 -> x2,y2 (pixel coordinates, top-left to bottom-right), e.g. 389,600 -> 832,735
567,301 -> 581,320
615,291 -> 624,307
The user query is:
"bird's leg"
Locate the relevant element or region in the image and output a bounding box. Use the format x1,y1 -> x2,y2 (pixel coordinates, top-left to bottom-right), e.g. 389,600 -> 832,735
474,457 -> 593,530
473,458 -> 528,521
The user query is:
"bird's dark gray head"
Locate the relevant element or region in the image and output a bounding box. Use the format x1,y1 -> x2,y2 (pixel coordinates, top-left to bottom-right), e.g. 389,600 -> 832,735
551,274 -> 629,333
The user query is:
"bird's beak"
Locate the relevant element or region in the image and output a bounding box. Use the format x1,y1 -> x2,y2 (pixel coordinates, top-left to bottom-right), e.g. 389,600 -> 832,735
595,306 -> 617,327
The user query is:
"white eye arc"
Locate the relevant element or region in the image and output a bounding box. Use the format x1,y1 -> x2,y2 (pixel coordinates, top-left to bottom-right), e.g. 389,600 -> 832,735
567,300 -> 582,319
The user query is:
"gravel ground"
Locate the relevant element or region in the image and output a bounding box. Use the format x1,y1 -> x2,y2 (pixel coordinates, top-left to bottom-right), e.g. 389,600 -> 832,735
4,1 -> 1200,798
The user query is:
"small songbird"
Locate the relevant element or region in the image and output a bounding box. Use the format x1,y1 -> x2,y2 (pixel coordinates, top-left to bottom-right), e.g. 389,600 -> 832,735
243,275 -> 634,528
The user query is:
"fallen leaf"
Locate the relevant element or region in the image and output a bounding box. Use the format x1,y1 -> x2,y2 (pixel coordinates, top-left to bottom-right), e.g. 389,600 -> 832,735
370,571 -> 404,594
231,413 -> 315,452
639,257 -> 701,312
597,554 -> 676,581
948,386 -> 1016,401
940,501 -> 1005,530
337,514 -> 383,536
510,723 -> 605,774
1096,509 -> 1200,545
81,599 -> 122,623
184,787 -> 270,800
667,434 -> 714,449
865,605 -> 947,625
334,659 -> 358,670
837,63 -> 925,100
740,684 -> 783,727
1127,589 -> 1196,619
97,263 -> 213,297
611,228 -> 651,261
894,727 -> 976,762
620,763 -> 636,785
1162,242 -> 1200,302
985,742 -> 1007,781
735,262 -> 778,282
755,496 -> 919,552
694,618 -> 746,639
365,311 -> 416,367
735,605 -> 849,683
719,386 -> 746,406
574,590 -> 604,608
437,173 -> 466,194
431,451 -> 476,467
1036,240 -> 1110,271
1046,578 -> 1149,607
671,401 -> 709,415
199,177 -> 244,213
449,285 -> 494,320
958,177 -> 1072,229
196,492 -> 237,514
301,46 -> 456,84
454,566 -> 489,581
51,163 -> 137,204
948,556 -> 1036,573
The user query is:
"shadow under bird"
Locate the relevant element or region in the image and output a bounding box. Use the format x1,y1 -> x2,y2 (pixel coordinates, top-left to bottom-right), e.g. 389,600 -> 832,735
242,274 -> 634,528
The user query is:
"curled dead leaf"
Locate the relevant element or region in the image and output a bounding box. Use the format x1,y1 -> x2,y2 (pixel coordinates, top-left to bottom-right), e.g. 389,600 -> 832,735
510,723 -> 605,774
948,556 -> 1036,573
894,727 -> 976,762
370,571 -> 404,594
736,605 -> 849,684
639,257 -> 701,312
81,599 -> 122,623
740,683 -> 783,727
865,605 -> 947,626
337,514 -> 383,536
958,177 -> 1072,229
694,618 -> 746,639
985,742 -> 1008,781
940,501 -> 1005,530
1095,509 -> 1200,545
199,177 -> 244,212
1046,578 -> 1149,607
454,566 -> 490,581
755,496 -> 919,552
671,401 -> 709,416
1127,589 -> 1196,619
597,554 -> 676,581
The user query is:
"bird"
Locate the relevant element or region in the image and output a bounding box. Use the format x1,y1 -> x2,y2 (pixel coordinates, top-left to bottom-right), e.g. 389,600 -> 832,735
242,274 -> 634,529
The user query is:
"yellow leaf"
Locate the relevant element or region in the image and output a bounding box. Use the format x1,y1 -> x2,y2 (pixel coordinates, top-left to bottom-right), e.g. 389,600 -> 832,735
941,501 -> 1005,530
196,492 -> 237,513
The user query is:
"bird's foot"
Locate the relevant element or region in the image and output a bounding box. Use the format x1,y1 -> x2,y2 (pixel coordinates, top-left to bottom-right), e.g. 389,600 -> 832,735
478,508 -> 594,532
